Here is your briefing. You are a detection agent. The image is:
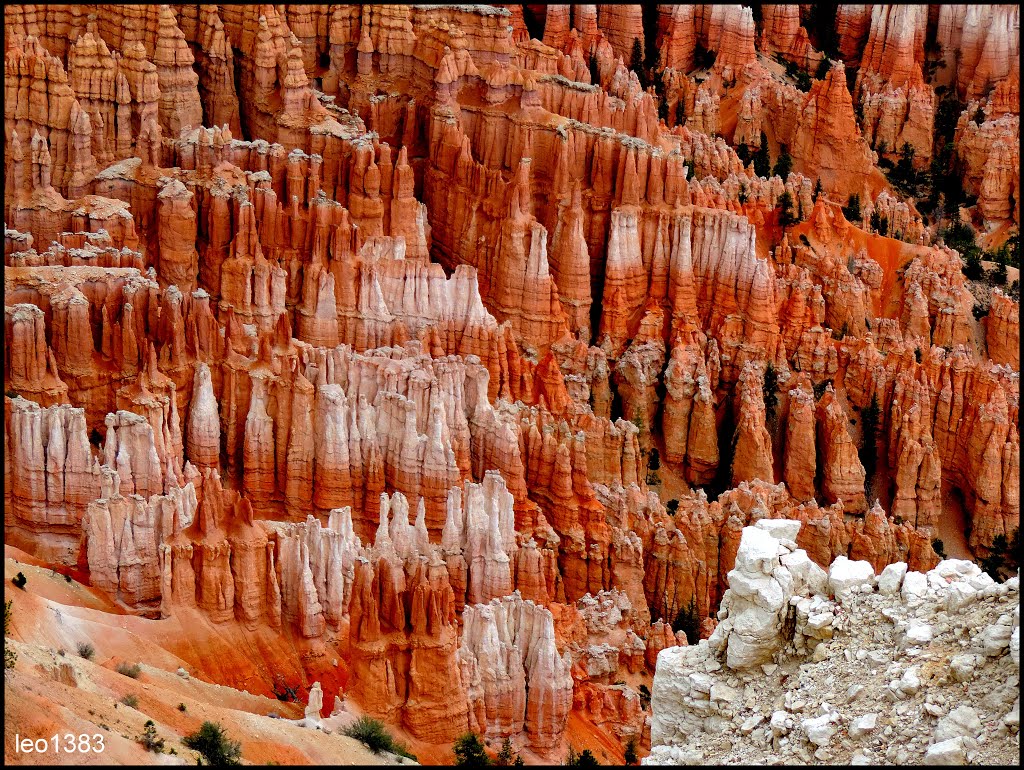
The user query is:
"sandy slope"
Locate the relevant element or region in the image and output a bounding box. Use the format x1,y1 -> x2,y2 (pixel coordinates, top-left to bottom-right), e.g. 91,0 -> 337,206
4,549 -> 395,766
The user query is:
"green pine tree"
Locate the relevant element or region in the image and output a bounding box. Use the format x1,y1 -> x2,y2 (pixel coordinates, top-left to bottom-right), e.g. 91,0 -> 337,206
843,192 -> 862,222
771,145 -> 793,180
778,190 -> 798,228
454,732 -> 491,766
753,132 -> 771,178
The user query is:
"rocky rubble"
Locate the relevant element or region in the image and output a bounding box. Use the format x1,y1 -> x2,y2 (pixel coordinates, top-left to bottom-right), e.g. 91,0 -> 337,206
648,521 -> 1020,765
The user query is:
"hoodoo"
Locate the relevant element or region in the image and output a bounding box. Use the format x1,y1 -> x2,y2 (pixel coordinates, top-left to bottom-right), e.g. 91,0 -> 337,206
3,4 -> 1019,767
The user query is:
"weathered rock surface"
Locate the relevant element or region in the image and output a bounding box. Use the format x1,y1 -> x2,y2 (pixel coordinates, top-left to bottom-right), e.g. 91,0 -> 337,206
3,3 -> 1020,764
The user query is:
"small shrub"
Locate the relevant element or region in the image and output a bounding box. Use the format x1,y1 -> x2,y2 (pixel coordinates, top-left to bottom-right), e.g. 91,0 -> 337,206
344,716 -> 416,760
624,736 -> 639,765
272,676 -> 298,702
77,642 -> 95,660
120,694 -> 140,709
638,684 -> 652,710
763,363 -> 779,420
116,662 -> 142,679
665,499 -> 679,516
12,573 -> 27,590
138,720 -> 165,753
178,703 -> 188,712
812,379 -> 832,401
183,721 -> 243,766
64,573 -> 72,583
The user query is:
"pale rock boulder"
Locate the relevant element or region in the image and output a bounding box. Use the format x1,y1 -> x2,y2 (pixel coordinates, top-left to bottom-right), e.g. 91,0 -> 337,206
933,706 -> 982,743
706,520 -> 822,670
753,518 -> 801,542
849,712 -> 877,739
901,570 -> 930,601
802,711 -> 838,747
923,736 -> 973,765
877,562 -> 908,594
977,616 -> 1014,657
827,555 -> 875,601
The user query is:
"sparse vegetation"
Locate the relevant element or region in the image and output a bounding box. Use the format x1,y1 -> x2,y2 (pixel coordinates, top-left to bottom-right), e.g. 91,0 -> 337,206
763,363 -> 780,422
565,746 -> 601,766
672,596 -> 701,645
178,702 -> 188,712
12,572 -> 27,590
646,448 -> 661,486
776,54 -> 813,91
624,737 -> 639,765
884,142 -> 925,198
77,641 -> 95,660
272,675 -> 298,702
630,38 -> 647,90
4,600 -> 16,671
495,737 -> 524,766
693,41 -> 716,70
120,694 -> 140,709
859,394 -> 880,497
638,684 -> 652,710
873,211 -> 889,236
183,721 -> 243,766
990,257 -> 1008,286
665,499 -> 679,516
940,221 -> 984,280
344,716 -> 416,760
842,192 -> 862,222
453,731 -> 491,766
980,530 -> 1020,582
138,720 -> 165,753
116,661 -> 143,679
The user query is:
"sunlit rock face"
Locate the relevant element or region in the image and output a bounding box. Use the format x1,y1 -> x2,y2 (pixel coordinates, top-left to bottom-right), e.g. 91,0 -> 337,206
3,3 -> 1018,764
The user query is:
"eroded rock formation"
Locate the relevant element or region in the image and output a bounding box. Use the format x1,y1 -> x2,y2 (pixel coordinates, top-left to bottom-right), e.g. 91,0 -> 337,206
3,4 -> 1018,764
